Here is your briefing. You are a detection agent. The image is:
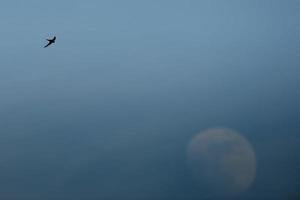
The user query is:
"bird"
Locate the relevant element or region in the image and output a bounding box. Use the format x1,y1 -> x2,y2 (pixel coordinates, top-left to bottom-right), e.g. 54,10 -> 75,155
44,36 -> 56,48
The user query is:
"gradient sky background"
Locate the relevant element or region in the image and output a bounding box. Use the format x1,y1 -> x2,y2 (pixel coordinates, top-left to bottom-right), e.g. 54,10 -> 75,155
0,0 -> 299,199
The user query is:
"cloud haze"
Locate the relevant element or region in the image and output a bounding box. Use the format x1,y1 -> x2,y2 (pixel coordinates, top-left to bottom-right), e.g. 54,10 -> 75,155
0,1 -> 299,199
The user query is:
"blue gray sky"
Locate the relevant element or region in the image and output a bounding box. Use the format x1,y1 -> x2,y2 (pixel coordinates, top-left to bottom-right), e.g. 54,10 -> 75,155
0,0 -> 299,199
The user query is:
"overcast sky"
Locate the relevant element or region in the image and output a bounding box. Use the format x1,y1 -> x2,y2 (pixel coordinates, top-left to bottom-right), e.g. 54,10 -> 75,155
0,1 -> 299,199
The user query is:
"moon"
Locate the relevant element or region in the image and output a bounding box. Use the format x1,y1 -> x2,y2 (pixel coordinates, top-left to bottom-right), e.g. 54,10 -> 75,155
187,128 -> 256,196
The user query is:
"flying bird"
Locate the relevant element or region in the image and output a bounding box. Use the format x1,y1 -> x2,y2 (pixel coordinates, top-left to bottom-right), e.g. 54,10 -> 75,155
44,36 -> 56,48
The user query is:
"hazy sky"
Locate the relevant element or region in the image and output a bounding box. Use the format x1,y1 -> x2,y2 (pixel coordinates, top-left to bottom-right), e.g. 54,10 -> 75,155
0,1 -> 299,199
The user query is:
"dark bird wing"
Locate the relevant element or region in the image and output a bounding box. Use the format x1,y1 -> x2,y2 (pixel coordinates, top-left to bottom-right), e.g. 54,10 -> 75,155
44,41 -> 52,48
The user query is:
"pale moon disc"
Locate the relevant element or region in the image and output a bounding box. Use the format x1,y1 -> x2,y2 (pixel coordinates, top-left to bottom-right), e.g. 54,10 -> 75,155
187,128 -> 256,196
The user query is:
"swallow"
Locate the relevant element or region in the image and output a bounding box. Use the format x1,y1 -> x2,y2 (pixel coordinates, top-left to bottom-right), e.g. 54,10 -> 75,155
44,36 -> 56,48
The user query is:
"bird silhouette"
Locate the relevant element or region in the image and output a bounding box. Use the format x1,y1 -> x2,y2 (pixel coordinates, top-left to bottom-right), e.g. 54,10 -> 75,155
44,36 -> 56,48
